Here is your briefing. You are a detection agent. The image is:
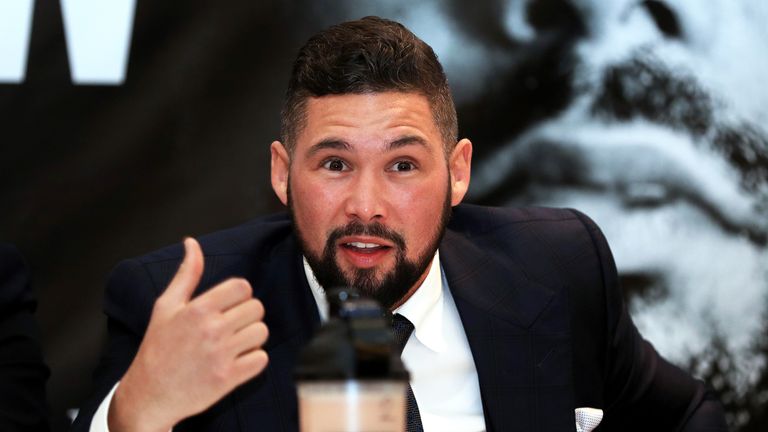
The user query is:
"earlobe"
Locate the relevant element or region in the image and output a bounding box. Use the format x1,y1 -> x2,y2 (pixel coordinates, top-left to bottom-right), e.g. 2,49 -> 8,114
449,138 -> 472,206
270,141 -> 290,206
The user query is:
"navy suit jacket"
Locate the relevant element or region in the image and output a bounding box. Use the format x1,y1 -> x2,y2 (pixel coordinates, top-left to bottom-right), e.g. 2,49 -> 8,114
72,205 -> 726,431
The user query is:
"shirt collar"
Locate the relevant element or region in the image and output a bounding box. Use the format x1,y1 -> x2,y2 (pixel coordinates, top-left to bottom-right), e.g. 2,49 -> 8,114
393,250 -> 445,353
303,257 -> 329,322
303,251 -> 446,353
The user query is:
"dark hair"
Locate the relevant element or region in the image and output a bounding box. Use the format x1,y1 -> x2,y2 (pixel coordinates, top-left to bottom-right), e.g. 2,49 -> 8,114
280,16 -> 458,153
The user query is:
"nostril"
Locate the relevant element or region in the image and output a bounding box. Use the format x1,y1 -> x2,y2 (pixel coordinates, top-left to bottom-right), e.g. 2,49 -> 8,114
641,0 -> 682,39
526,0 -> 587,36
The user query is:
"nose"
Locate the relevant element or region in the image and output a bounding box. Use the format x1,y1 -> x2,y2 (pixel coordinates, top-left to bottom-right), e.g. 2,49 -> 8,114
344,171 -> 386,222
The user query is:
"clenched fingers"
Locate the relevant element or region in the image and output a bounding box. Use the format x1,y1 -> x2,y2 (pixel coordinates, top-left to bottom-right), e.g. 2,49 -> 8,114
192,278 -> 252,313
233,349 -> 269,383
222,298 -> 265,333
228,321 -> 269,356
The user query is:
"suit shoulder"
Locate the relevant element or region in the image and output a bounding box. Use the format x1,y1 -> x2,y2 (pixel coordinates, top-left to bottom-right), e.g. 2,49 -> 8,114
448,205 -> 611,268
132,212 -> 293,266
450,203 -> 583,235
104,212 -> 293,308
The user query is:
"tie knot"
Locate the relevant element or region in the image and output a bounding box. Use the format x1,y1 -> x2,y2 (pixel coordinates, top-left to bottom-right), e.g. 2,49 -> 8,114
391,313 -> 414,355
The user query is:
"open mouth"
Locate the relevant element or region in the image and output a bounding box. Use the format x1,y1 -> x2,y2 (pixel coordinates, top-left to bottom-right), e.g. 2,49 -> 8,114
336,237 -> 396,268
341,241 -> 392,253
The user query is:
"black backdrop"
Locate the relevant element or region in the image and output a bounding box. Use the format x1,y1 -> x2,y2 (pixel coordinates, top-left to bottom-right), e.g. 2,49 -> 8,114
2,1 -> 767,430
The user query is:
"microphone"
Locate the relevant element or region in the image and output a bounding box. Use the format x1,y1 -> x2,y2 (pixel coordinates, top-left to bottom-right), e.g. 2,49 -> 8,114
295,287 -> 410,432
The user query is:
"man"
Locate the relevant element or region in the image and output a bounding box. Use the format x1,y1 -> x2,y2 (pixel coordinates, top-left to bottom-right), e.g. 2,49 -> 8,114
0,243 -> 50,431
73,16 -> 727,432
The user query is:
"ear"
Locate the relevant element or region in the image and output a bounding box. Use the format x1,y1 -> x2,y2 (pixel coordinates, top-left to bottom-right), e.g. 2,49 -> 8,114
448,138 -> 472,206
270,141 -> 290,206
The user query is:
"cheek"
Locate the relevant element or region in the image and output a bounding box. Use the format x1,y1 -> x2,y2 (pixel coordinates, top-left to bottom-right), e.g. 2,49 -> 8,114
391,181 -> 449,240
290,178 -> 340,239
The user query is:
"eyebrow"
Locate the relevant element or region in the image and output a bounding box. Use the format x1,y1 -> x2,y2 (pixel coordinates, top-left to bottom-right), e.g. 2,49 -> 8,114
306,139 -> 351,158
387,135 -> 432,153
305,135 -> 432,157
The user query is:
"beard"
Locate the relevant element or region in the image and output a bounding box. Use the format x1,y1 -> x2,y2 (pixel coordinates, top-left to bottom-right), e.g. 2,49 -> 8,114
290,180 -> 453,310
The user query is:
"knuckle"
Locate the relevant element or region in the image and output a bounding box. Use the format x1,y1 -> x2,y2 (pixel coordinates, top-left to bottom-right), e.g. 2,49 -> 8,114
245,299 -> 264,319
252,299 -> 264,317
211,360 -> 231,383
233,278 -> 252,298
190,300 -> 212,317
255,322 -> 269,343
254,350 -> 269,369
216,278 -> 251,303
200,318 -> 222,339
237,351 -> 269,380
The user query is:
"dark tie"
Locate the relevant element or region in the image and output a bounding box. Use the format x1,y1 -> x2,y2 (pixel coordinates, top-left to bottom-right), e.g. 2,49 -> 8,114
392,313 -> 424,432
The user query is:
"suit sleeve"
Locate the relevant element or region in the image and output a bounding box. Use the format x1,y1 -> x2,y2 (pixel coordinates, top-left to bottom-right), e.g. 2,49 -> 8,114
0,243 -> 50,432
571,211 -> 728,432
70,259 -> 158,432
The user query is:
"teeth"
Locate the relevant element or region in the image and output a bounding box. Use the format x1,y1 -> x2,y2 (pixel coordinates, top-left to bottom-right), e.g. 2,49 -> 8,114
347,242 -> 381,249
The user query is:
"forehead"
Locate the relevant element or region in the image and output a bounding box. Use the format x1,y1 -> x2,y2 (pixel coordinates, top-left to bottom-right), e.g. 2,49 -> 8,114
295,92 -> 443,153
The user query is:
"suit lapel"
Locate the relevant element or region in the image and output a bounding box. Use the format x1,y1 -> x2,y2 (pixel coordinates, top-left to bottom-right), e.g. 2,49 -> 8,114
440,229 -> 554,329
441,229 -> 574,431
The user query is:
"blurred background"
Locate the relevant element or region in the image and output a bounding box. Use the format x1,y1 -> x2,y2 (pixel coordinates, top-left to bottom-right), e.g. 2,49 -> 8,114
1,0 -> 766,430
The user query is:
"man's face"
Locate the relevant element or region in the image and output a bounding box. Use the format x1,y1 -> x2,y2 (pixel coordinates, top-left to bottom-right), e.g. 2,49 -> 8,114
271,92 -> 472,309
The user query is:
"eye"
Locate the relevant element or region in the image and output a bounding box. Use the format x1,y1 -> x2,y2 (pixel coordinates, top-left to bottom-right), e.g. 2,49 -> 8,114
322,158 -> 348,172
389,161 -> 416,172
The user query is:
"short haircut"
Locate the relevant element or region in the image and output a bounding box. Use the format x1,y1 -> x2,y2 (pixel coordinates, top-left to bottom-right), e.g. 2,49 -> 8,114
280,16 -> 458,154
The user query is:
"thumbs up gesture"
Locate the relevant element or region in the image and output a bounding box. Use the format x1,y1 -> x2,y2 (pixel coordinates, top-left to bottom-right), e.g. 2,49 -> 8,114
108,238 -> 269,432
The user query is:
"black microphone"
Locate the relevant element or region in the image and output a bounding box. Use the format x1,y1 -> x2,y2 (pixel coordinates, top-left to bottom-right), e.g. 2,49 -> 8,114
294,287 -> 410,432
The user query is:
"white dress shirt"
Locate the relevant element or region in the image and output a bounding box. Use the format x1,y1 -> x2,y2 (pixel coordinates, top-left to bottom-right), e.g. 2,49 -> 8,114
305,251 -> 486,432
91,251 -> 486,432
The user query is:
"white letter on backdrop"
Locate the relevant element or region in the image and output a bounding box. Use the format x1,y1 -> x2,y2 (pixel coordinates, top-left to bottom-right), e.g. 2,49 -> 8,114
60,0 -> 136,85
0,0 -> 35,83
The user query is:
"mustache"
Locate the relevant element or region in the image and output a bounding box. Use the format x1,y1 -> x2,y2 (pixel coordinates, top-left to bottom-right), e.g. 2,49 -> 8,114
325,220 -> 407,252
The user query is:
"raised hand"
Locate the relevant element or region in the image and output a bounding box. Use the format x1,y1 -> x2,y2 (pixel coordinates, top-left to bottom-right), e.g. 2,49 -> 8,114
108,238 -> 269,432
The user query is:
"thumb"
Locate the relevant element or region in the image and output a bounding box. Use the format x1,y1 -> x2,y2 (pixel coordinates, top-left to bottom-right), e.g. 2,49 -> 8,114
163,237 -> 204,304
